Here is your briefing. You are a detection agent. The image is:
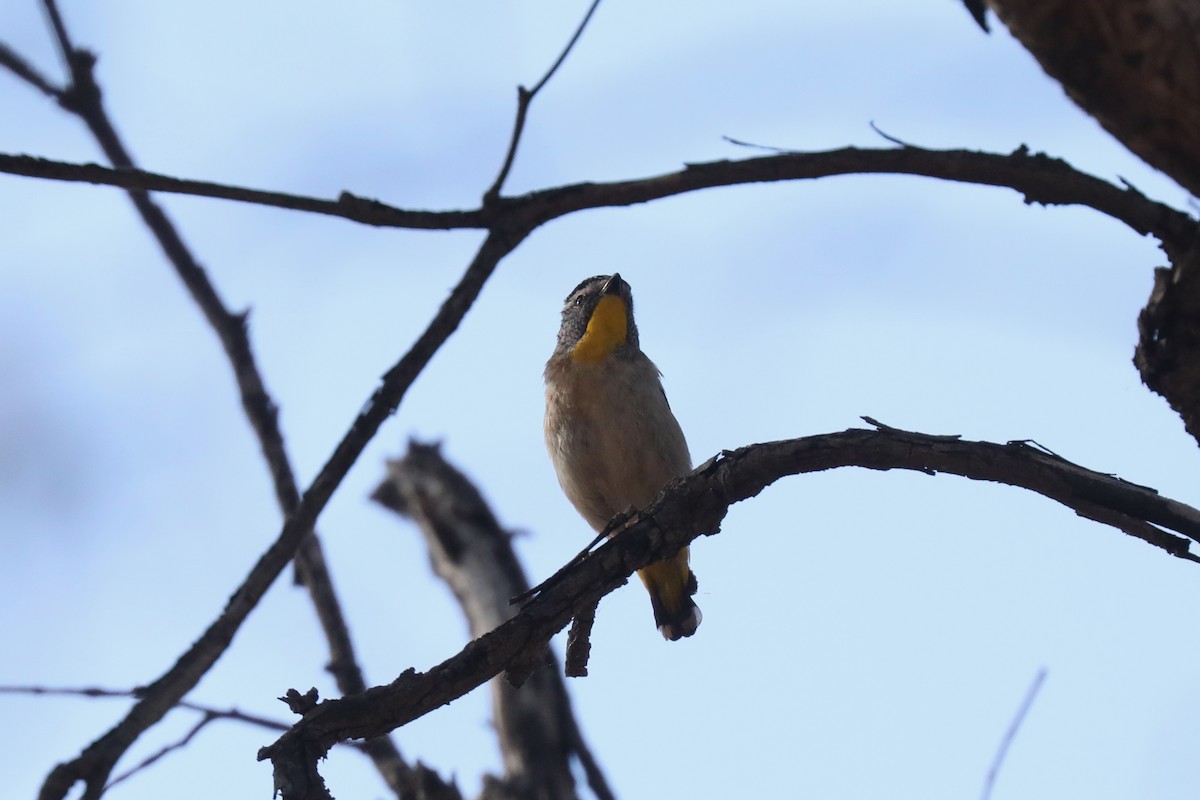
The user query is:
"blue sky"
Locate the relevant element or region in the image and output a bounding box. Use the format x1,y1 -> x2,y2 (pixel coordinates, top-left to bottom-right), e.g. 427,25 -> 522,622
3,3 -> 1199,799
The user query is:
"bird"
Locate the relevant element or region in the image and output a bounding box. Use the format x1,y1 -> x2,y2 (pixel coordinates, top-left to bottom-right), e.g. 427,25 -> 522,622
543,273 -> 701,640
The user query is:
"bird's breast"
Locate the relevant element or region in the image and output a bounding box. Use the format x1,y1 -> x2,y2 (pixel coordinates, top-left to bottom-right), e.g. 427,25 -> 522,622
545,355 -> 691,531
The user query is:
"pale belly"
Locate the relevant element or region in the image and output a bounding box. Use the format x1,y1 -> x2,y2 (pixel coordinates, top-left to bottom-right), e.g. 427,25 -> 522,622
545,357 -> 690,532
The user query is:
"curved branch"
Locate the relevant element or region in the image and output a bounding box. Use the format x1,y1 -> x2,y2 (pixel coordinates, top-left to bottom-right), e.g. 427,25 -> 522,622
2,144 -> 1193,255
515,145 -> 1197,257
259,424 -> 1200,799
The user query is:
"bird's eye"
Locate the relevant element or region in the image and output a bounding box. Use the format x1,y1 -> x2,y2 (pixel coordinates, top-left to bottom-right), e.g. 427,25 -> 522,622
573,295 -> 585,307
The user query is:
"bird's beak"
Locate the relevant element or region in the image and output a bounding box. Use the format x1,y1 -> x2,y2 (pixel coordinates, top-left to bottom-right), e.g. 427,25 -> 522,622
601,273 -> 624,296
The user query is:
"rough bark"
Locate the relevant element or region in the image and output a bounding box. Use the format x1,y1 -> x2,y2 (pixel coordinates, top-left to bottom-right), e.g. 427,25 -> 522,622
373,442 -> 615,800
989,0 -> 1200,198
1137,241 -> 1200,444
985,0 -> 1200,447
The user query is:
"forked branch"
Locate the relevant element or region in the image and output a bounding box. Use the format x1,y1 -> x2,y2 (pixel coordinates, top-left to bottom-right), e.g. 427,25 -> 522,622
14,1 -> 417,797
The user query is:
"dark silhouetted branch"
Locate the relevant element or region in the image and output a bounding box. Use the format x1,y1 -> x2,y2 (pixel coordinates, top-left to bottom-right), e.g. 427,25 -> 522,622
2,145 -> 1193,257
260,424 -> 1200,799
104,713 -> 216,791
0,684 -> 389,792
484,0 -> 602,202
0,684 -> 292,734
0,41 -> 62,97
981,668 -> 1047,800
8,4 -> 416,797
373,441 -> 615,800
0,154 -> 481,229
37,225 -> 526,800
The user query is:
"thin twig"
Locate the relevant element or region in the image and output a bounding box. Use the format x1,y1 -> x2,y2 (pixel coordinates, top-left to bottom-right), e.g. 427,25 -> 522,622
511,526 -> 609,605
40,0 -> 74,71
100,710 -> 391,791
3,683 -> 375,794
868,120 -> 921,148
6,684 -> 287,793
483,0 -> 602,201
0,685 -> 288,732
981,668 -> 1048,800
861,415 -> 961,440
0,41 -> 63,98
722,134 -> 794,153
530,0 -> 602,97
104,714 -> 214,790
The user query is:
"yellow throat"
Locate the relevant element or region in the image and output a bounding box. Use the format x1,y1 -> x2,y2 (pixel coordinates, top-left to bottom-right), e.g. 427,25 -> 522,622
572,294 -> 628,363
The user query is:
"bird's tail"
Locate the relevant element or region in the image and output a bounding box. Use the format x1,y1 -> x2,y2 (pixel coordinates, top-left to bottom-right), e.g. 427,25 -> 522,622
638,546 -> 702,641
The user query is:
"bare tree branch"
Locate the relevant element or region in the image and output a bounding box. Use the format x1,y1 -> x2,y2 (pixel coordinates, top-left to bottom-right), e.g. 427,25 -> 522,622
981,668 -> 1047,800
484,0 -> 603,202
3,5 -> 421,797
36,225 -> 527,800
10,4 -> 605,796
0,41 -> 62,97
373,441 -> 615,800
3,144 -> 1192,256
260,424 -> 1200,799
103,713 -> 214,791
0,684 -> 292,734
0,684 -> 389,793
39,0 -> 74,72
0,153 -> 480,228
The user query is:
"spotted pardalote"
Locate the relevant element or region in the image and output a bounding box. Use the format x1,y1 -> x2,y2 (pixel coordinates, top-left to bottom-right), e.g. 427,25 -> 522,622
543,274 -> 701,640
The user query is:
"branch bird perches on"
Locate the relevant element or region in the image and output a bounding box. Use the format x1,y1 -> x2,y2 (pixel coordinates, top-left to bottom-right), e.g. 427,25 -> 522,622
260,421 -> 1200,800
